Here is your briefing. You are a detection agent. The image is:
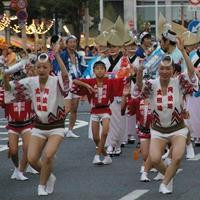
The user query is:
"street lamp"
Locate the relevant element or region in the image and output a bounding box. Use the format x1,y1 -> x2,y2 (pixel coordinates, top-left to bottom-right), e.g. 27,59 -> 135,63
2,0 -> 11,45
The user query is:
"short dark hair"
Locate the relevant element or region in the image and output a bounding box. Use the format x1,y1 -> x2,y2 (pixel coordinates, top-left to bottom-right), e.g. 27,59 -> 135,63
162,55 -> 174,67
50,35 -> 60,44
141,33 -> 151,44
93,61 -> 106,70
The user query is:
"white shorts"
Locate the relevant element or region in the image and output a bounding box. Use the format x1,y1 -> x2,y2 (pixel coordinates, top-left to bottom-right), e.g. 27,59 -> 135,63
151,127 -> 188,141
65,91 -> 80,100
91,113 -> 111,122
8,128 -> 32,136
31,128 -> 65,140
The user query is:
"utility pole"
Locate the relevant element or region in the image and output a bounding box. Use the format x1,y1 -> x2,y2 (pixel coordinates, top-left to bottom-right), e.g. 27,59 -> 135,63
155,0 -> 158,38
85,1 -> 89,46
181,1 -> 184,26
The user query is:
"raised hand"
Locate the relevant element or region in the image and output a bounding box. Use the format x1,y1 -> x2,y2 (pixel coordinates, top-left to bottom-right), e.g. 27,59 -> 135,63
139,59 -> 145,71
52,43 -> 60,54
176,37 -> 185,52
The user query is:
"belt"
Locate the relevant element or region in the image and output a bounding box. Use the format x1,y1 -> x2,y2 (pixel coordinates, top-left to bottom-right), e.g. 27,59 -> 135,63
8,119 -> 33,128
138,125 -> 150,134
34,120 -> 65,130
152,121 -> 185,134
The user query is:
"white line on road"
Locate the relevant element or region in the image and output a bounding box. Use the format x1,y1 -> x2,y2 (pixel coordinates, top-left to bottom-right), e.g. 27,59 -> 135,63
119,169 -> 182,200
0,141 -> 23,151
119,189 -> 149,200
187,153 -> 200,161
0,137 -> 8,140
0,132 -> 8,135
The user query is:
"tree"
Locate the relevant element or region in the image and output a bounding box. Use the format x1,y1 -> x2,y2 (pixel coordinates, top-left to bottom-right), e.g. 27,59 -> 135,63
27,0 -> 99,40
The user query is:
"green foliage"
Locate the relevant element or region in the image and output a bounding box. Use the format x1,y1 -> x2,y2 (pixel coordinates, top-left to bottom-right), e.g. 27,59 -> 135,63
27,0 -> 99,37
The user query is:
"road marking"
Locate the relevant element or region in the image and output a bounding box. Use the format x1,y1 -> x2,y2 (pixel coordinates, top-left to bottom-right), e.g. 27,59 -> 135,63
65,119 -> 88,130
0,132 -> 8,135
0,141 -> 23,151
187,153 -> 200,161
119,189 -> 149,200
177,168 -> 183,174
119,169 -> 183,200
0,137 -> 8,141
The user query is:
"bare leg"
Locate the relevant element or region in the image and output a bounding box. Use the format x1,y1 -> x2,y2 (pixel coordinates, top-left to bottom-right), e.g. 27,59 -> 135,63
186,127 -> 192,145
140,139 -> 152,172
8,133 -> 19,168
144,155 -> 152,172
19,131 -> 31,172
40,135 -> 63,185
97,118 -> 110,156
28,136 -> 46,172
64,99 -> 71,115
68,98 -> 79,131
140,139 -> 150,162
149,138 -> 168,175
91,120 -> 100,152
162,135 -> 186,185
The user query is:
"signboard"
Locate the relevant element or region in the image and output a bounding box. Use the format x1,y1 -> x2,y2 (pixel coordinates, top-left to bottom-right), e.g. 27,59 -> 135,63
16,0 -> 27,10
17,10 -> 28,21
188,20 -> 200,33
189,0 -> 200,5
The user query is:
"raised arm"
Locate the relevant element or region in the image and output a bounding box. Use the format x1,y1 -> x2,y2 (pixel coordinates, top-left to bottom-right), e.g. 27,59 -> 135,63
73,79 -> 95,94
177,37 -> 195,77
136,63 -> 144,91
121,84 -> 131,115
3,74 -> 11,91
53,44 -> 69,81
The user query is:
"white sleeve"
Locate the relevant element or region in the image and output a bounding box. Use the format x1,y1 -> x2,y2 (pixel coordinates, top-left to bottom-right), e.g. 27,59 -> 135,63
6,77 -> 31,103
178,72 -> 199,95
9,77 -> 30,92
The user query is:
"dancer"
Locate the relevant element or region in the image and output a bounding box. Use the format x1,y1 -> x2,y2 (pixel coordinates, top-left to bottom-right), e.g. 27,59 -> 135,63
4,75 -> 33,180
121,83 -> 152,181
136,38 -> 198,194
61,35 -> 86,138
71,61 -> 125,164
4,45 -> 69,196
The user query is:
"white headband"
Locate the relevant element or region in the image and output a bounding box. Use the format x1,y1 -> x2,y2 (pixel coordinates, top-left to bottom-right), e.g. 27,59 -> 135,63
160,55 -> 173,66
66,35 -> 77,42
140,32 -> 150,41
38,53 -> 49,63
162,31 -> 177,43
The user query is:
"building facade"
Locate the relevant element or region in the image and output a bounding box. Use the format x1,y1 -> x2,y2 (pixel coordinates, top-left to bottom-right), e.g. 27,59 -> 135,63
101,0 -> 200,35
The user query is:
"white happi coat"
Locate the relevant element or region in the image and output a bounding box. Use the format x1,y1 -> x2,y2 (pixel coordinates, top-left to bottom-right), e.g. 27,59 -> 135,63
141,73 -> 198,128
9,74 -> 69,124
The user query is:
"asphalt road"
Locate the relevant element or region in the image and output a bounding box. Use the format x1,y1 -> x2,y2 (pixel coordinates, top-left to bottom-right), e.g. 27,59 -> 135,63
0,102 -> 200,200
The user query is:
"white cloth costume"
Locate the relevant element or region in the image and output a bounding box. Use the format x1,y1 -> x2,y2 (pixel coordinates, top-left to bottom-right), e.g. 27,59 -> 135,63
139,73 -> 198,138
9,73 -> 69,130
